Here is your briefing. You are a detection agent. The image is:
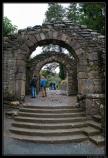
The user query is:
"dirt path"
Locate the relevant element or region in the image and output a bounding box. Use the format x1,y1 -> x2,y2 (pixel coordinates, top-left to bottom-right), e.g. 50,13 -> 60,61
24,90 -> 77,107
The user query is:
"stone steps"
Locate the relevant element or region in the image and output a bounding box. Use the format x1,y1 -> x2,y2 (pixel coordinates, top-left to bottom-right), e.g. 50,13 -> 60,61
82,126 -> 101,136
10,127 -> 85,136
87,120 -> 102,130
92,115 -> 101,122
10,133 -> 88,143
20,107 -> 83,113
14,116 -> 87,123
12,121 -> 88,129
22,105 -> 79,109
17,111 -> 86,118
9,126 -> 100,137
89,135 -> 105,146
9,105 -> 103,145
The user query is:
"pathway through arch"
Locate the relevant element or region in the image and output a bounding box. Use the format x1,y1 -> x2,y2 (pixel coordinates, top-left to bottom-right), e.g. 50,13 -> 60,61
24,89 -> 77,107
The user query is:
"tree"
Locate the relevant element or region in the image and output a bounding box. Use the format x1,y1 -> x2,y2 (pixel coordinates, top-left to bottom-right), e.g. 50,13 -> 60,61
44,2 -> 66,22
66,3 -> 80,24
3,16 -> 17,36
59,64 -> 66,80
79,3 -> 105,34
66,3 -> 105,34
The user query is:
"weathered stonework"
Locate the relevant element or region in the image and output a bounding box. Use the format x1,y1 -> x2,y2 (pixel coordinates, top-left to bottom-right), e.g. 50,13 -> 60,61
85,94 -> 105,119
27,51 -> 77,96
3,21 -> 105,130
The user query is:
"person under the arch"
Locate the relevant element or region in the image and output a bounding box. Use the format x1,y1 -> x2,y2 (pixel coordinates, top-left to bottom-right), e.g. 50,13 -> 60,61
40,76 -> 47,97
30,75 -> 37,98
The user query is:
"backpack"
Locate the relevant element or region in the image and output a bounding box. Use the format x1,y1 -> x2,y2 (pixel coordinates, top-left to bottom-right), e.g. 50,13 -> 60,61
30,78 -> 37,87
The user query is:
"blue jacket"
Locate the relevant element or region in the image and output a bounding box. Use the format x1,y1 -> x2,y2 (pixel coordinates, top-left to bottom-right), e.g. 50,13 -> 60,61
40,79 -> 47,87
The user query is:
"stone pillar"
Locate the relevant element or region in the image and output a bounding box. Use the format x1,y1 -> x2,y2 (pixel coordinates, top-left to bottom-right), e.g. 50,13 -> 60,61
67,64 -> 77,96
67,74 -> 78,95
15,58 -> 26,100
77,60 -> 88,94
84,49 -> 105,121
3,50 -> 16,100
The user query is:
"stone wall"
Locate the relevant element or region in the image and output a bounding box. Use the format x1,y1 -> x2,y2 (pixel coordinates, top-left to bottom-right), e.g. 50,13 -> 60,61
3,21 -> 105,118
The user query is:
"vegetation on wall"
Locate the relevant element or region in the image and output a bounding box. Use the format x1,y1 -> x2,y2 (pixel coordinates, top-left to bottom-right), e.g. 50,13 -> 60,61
3,16 -> 17,36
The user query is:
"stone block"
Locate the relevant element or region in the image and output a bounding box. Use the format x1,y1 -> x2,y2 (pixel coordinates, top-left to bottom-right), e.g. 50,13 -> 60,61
91,32 -> 98,35
98,35 -> 105,39
34,34 -> 41,42
85,94 -> 105,117
81,25 -> 87,28
47,31 -> 53,39
40,33 -> 46,40
61,34 -> 68,42
16,53 -> 26,60
16,73 -> 26,80
77,65 -> 87,72
79,59 -> 88,65
88,71 -> 100,79
78,72 -> 88,79
28,35 -> 37,43
15,80 -> 25,98
87,53 -> 98,60
52,31 -> 57,40
78,79 -> 88,94
25,40 -> 34,48
75,48 -> 85,56
16,60 -> 25,67
85,79 -> 95,93
10,101 -> 20,106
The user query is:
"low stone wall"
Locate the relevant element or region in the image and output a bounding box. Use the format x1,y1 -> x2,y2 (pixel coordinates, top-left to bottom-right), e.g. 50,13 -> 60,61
77,93 -> 105,134
85,94 -> 105,116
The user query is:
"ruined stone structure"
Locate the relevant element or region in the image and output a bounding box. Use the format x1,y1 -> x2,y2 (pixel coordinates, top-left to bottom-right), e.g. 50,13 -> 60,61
3,21 -> 105,119
26,51 -> 77,95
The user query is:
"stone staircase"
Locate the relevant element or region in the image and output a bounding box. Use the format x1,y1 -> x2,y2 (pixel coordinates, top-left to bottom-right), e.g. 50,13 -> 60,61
9,105 -> 104,145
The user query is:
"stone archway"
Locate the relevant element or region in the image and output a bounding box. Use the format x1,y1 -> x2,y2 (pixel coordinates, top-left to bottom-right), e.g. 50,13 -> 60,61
27,51 -> 77,96
3,21 -> 105,117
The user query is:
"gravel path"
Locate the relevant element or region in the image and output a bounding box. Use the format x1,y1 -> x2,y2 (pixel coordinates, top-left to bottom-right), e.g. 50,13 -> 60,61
3,90 -> 105,156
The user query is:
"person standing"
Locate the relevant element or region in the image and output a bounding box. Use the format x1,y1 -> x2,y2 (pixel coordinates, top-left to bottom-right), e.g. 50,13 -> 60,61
30,75 -> 37,98
40,76 -> 47,97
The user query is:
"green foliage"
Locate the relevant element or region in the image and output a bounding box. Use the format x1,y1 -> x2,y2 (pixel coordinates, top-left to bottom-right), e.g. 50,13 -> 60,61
59,64 -> 66,80
3,16 -> 17,36
44,3 -> 66,22
66,3 -> 105,34
40,69 -> 61,89
40,69 -> 53,78
78,3 -> 105,34
66,3 -> 80,24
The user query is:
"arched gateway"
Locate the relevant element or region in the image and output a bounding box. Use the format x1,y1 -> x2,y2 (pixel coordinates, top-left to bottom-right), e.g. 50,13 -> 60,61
26,51 -> 77,96
3,21 -> 105,117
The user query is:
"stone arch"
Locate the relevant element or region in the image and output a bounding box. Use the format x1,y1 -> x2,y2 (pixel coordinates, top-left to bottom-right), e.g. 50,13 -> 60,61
15,29 -> 87,99
3,21 -> 105,117
27,51 -> 77,96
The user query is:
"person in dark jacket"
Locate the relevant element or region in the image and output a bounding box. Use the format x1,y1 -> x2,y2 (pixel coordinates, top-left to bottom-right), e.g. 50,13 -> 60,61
30,75 -> 37,98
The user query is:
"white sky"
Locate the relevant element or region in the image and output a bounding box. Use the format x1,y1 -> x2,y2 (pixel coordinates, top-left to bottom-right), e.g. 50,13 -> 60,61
3,3 -> 70,29
3,3 -> 70,73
